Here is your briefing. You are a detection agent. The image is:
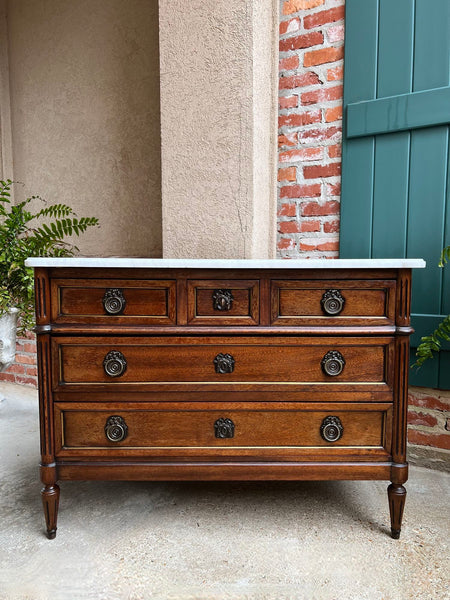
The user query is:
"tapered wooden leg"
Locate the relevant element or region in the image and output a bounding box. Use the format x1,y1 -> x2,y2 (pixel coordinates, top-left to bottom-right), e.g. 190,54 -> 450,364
388,483 -> 406,539
41,484 -> 60,539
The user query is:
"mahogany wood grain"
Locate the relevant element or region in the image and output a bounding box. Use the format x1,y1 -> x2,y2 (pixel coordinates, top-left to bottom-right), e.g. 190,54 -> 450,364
388,483 -> 406,539
271,279 -> 396,326
54,402 -> 390,451
187,279 -> 259,325
57,461 -> 393,481
41,484 -> 59,540
50,278 -> 176,325
47,267 -> 401,281
38,324 -> 403,336
52,389 -> 395,404
53,336 -> 391,388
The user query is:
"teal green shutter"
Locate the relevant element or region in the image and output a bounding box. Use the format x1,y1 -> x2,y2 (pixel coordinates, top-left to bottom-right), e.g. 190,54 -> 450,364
340,0 -> 450,389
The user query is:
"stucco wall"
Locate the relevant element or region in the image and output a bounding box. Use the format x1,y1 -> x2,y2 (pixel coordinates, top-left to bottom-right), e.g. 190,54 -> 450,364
159,0 -> 278,259
6,0 -> 162,257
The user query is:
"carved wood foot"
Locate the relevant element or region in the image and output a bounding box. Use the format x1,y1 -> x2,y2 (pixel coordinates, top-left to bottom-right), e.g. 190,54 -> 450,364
41,484 -> 60,539
388,483 -> 406,539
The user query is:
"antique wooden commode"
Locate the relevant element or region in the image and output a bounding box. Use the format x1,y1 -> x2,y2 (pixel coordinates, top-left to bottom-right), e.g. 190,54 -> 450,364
25,257 -> 425,538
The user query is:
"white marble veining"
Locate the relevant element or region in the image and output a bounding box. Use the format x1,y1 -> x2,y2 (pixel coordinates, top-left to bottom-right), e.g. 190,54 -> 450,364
25,257 -> 426,269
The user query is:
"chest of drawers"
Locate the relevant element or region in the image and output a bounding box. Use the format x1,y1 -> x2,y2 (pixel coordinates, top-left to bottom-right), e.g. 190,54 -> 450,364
26,258 -> 425,539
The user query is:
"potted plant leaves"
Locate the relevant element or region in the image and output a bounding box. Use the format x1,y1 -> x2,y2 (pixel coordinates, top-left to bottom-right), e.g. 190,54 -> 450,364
0,179 -> 98,371
414,246 -> 450,368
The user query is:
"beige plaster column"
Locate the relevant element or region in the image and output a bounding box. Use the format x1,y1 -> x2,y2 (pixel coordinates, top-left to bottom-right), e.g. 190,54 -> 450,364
159,0 -> 278,259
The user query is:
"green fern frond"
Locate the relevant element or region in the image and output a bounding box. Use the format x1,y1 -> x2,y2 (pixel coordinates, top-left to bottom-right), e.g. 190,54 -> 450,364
413,315 -> 450,368
0,180 -> 98,332
33,203 -> 75,220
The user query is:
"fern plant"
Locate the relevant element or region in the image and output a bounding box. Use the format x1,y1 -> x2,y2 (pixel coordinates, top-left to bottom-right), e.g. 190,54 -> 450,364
413,246 -> 450,368
0,179 -> 98,332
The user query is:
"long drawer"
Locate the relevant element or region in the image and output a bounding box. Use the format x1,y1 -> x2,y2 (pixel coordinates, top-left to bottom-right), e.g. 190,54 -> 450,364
54,401 -> 393,459
53,336 -> 394,392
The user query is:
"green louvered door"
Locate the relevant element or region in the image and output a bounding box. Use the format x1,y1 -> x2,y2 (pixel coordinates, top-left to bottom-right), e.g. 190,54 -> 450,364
340,0 -> 450,389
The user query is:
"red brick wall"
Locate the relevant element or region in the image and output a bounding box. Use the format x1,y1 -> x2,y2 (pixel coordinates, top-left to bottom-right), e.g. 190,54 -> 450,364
408,388 -> 450,452
278,0 -> 344,258
0,333 -> 37,387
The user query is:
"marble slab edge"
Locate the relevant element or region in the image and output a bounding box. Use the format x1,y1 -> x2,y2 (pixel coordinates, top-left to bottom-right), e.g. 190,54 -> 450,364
25,258 -> 426,269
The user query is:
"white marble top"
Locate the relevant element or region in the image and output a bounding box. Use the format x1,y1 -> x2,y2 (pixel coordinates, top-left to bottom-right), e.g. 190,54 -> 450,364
25,257 -> 426,269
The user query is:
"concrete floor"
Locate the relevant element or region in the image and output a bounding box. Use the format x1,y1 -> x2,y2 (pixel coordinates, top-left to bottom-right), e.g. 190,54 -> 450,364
0,382 -> 449,600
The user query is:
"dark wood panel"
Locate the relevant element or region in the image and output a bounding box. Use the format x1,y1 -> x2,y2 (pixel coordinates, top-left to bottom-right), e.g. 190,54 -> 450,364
47,267 -> 400,281
54,401 -> 391,455
57,462 -> 393,481
187,279 -> 259,325
52,390 -> 394,404
271,279 -> 396,325
38,324 -> 401,336
53,336 -> 391,388
50,278 -> 176,325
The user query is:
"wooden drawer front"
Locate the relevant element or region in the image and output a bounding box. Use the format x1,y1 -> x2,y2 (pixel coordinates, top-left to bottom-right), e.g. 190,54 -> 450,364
54,336 -> 391,390
51,278 -> 176,325
187,279 -> 259,325
271,279 -> 396,326
54,402 -> 391,455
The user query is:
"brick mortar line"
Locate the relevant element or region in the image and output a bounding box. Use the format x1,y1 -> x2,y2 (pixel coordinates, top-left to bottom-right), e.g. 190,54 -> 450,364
408,425 -> 449,435
409,387 -> 450,399
280,2 -> 345,23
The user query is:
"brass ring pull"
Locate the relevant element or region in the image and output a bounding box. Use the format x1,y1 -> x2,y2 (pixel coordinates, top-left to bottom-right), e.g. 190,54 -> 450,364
103,350 -> 127,377
105,415 -> 128,442
321,350 -> 345,376
103,288 -> 126,315
321,289 -> 345,315
320,416 -> 344,442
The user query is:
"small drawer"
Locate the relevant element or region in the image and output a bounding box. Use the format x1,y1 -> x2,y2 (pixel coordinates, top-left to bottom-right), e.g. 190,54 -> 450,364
54,402 -> 392,456
187,279 -> 259,325
271,279 -> 396,326
50,278 -> 176,325
53,336 -> 392,391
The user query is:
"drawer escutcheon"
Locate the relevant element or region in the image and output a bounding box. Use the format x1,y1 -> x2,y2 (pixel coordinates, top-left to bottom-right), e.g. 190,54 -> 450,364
103,350 -> 127,378
102,288 -> 126,315
321,350 -> 346,376
105,415 -> 128,442
214,417 -> 235,439
212,289 -> 234,311
321,289 -> 345,315
320,416 -> 344,443
213,353 -> 235,374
